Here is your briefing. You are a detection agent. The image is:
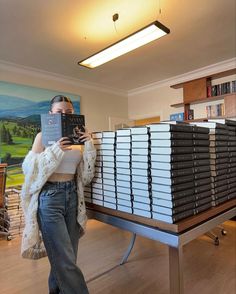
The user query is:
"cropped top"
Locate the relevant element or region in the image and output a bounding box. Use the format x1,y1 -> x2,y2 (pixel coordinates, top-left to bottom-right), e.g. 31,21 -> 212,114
54,145 -> 82,174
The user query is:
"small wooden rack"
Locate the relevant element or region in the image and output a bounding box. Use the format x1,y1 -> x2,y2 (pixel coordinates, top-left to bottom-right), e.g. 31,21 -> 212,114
0,163 -> 7,208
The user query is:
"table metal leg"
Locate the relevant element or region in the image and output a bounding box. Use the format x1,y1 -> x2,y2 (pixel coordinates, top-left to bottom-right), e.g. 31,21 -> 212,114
120,233 -> 136,265
169,246 -> 183,294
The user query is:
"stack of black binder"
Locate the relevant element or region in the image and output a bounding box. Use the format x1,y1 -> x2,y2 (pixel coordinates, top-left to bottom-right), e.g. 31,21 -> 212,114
131,127 -> 152,218
149,122 -> 213,223
116,129 -> 132,213
193,121 -> 231,206
149,123 -> 196,223
209,119 -> 236,201
86,119 -> 236,223
86,132 -> 104,205
101,131 -> 116,209
191,125 -> 212,213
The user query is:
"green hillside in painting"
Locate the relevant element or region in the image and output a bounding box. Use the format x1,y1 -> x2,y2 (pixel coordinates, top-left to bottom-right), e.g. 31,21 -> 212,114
0,118 -> 39,187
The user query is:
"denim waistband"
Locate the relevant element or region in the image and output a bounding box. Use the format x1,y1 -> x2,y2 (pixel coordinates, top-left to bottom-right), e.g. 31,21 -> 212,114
45,179 -> 76,190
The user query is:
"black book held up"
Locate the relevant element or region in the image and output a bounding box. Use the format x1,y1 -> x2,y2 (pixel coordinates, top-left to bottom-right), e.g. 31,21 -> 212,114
41,113 -> 85,146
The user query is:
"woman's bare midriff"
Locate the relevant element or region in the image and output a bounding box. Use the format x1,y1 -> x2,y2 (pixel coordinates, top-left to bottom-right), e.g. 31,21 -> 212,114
47,173 -> 75,182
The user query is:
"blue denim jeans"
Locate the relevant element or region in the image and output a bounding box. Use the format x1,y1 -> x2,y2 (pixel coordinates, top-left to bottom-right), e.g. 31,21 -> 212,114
37,180 -> 89,294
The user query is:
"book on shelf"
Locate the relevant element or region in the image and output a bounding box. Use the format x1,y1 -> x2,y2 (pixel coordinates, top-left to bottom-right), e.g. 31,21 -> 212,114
41,113 -> 85,146
185,109 -> 194,120
207,85 -> 212,97
232,80 -> 236,93
206,104 -> 225,118
169,112 -> 185,121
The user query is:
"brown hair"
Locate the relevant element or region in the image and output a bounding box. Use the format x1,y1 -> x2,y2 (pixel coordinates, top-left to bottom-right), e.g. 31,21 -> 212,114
50,95 -> 74,110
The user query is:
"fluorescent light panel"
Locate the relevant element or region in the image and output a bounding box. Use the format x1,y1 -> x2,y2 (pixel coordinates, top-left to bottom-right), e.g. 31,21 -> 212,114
78,20 -> 170,69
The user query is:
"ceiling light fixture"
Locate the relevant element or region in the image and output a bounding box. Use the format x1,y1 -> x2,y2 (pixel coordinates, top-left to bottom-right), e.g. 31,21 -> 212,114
78,20 -> 170,69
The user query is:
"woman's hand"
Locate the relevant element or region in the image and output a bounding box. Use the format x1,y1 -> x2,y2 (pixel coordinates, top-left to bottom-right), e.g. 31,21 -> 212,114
79,127 -> 92,142
57,137 -> 72,151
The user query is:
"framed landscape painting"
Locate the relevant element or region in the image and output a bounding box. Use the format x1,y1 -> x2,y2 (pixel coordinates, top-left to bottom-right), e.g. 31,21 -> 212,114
0,81 -> 80,188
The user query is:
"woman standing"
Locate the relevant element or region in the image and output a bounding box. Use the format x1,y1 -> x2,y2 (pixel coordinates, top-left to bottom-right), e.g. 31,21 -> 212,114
21,95 -> 96,294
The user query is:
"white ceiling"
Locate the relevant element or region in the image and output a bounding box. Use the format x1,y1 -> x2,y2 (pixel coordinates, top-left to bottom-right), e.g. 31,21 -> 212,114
0,0 -> 235,91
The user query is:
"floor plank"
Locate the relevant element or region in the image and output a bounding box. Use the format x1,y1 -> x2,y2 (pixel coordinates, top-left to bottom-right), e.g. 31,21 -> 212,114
0,220 -> 235,294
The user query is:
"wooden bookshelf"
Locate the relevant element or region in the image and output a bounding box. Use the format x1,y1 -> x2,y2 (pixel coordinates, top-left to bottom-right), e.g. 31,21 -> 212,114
171,68 -> 236,89
184,115 -> 236,122
171,93 -> 234,108
170,69 -> 236,120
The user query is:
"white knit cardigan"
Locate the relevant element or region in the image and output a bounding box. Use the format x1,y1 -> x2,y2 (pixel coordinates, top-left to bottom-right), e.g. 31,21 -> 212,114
20,140 -> 96,259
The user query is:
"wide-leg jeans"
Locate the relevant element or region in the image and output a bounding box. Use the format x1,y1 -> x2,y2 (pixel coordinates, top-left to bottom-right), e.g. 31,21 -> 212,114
37,180 -> 89,294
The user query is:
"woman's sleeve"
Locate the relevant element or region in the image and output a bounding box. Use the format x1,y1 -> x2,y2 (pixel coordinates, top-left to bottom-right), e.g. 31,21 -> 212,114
22,143 -> 65,193
80,139 -> 96,186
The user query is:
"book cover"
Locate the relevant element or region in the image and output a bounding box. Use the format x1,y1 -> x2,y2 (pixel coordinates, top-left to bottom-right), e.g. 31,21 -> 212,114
193,133 -> 209,140
152,202 -> 195,216
194,202 -> 212,213
103,131 -> 116,138
116,129 -> 131,136
148,123 -> 193,133
151,153 -> 194,163
151,146 -> 194,155
151,174 -> 194,186
152,209 -> 194,224
130,126 -> 149,135
132,141 -> 149,148
151,139 -> 193,147
151,167 -> 194,178
193,139 -> 210,146
150,132 -> 193,140
194,165 -> 211,173
152,195 -> 195,208
151,160 -> 194,170
193,153 -> 210,160
152,181 -> 194,194
41,113 -> 85,146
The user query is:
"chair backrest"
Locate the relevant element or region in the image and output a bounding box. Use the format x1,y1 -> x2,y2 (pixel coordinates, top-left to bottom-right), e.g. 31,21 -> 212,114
0,164 -> 7,208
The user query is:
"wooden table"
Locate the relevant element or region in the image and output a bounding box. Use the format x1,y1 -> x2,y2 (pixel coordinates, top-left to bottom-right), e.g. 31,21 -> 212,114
86,199 -> 236,294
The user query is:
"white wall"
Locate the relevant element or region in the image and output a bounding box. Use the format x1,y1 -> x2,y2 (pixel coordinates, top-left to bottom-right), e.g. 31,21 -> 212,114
128,74 -> 236,121
128,86 -> 183,121
0,67 -> 128,132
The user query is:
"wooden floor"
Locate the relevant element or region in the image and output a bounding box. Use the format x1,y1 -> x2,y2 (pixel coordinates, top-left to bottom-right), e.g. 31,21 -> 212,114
0,220 -> 235,294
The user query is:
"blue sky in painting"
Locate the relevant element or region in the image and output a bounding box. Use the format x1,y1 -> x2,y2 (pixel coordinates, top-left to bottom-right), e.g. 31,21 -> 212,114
0,81 -> 80,117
